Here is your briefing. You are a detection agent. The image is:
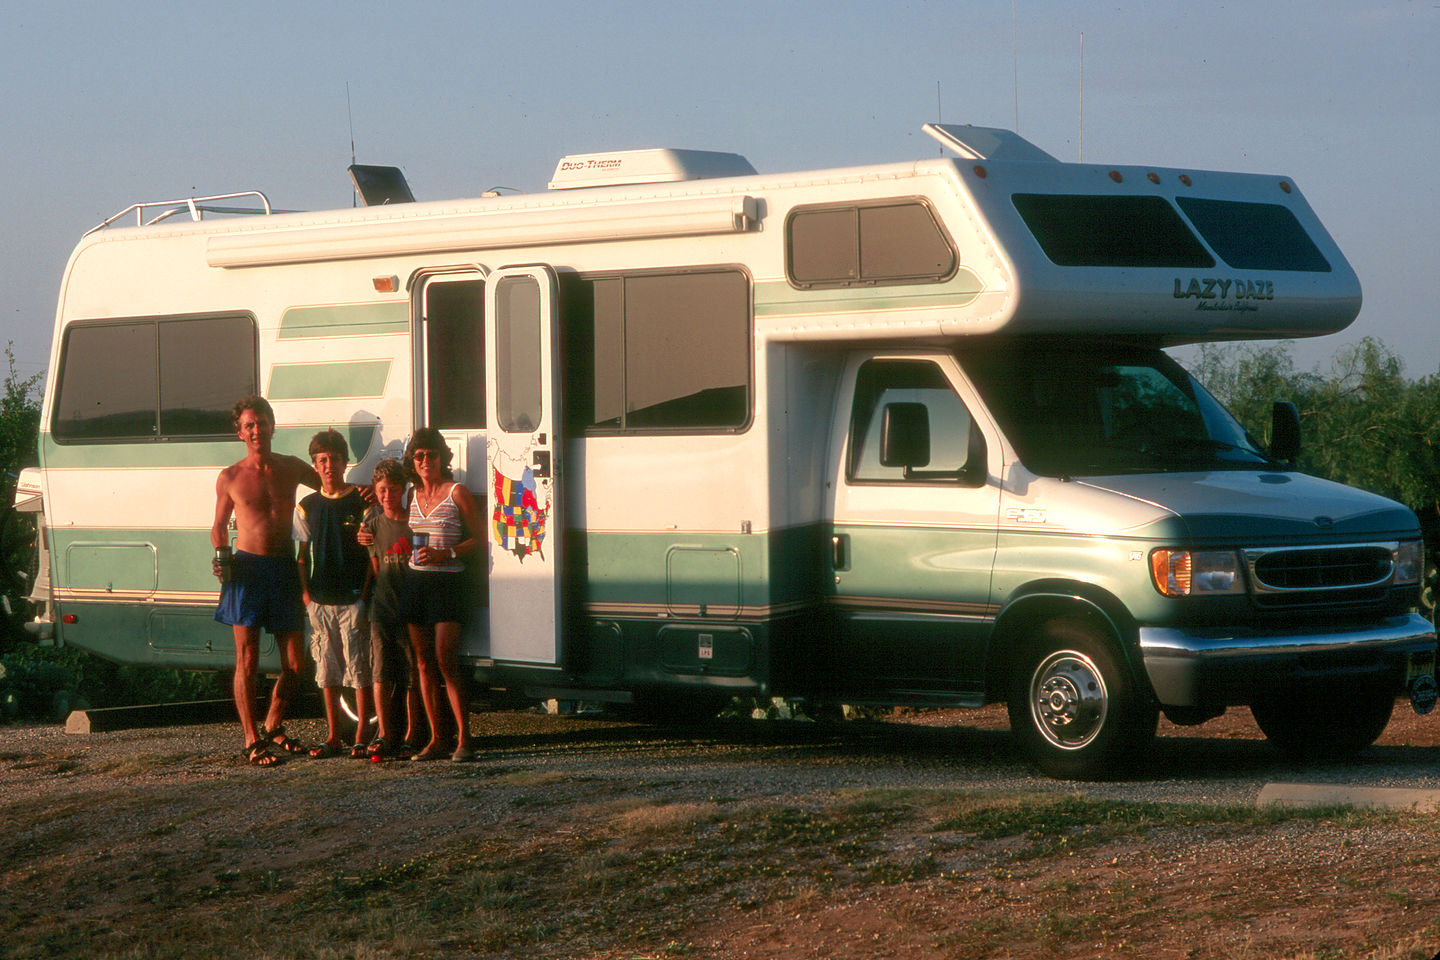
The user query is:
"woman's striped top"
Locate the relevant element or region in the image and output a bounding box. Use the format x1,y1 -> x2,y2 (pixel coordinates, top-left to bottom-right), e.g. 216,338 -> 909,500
407,482 -> 465,573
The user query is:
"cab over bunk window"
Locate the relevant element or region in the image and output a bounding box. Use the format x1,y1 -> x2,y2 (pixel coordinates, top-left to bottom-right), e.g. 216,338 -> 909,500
787,200 -> 956,288
562,268 -> 751,433
52,313 -> 257,442
1012,194 -> 1215,268
1174,197 -> 1331,272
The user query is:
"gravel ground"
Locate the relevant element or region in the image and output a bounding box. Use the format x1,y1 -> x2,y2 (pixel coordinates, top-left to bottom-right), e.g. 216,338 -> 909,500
4,698 -> 1438,807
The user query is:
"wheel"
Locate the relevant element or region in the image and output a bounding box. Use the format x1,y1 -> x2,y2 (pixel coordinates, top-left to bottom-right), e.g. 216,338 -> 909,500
1250,686 -> 1394,761
339,689 -> 379,727
1007,617 -> 1158,780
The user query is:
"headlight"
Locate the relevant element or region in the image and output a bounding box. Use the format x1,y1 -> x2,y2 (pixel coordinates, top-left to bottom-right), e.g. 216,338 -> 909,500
1149,549 -> 1245,598
1394,540 -> 1423,585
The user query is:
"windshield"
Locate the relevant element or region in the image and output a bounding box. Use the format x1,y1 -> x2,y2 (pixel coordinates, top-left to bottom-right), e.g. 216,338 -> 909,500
958,341 -> 1271,477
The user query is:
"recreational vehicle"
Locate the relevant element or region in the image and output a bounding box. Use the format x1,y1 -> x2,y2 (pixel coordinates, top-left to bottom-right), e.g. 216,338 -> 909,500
15,123 -> 1437,778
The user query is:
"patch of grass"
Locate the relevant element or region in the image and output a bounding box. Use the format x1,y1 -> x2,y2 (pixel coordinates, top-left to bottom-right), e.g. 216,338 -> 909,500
611,801 -> 718,836
931,793 -> 1389,859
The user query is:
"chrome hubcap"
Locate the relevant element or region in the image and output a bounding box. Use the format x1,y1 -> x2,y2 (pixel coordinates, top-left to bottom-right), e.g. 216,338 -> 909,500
1030,650 -> 1108,750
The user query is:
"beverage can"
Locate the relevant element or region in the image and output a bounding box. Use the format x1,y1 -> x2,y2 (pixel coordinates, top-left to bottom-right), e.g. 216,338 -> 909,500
215,545 -> 233,583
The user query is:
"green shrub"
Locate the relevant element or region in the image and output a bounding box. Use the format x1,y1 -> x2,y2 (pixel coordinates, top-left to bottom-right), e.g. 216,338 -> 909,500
0,641 -> 226,722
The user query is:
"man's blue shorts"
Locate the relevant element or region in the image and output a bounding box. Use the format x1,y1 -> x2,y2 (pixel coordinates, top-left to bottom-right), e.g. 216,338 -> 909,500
214,550 -> 305,634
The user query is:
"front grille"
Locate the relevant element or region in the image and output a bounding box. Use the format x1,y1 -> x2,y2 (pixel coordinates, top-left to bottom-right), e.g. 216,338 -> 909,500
1252,547 -> 1393,590
1247,545 -> 1394,608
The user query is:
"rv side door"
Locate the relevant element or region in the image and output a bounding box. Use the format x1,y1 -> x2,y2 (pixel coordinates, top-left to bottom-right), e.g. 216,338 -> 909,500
484,265 -> 563,666
417,272 -> 491,654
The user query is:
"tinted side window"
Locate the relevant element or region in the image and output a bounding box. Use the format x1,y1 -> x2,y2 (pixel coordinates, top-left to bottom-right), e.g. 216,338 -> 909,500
1175,197 -> 1331,272
787,200 -> 956,287
624,272 -> 749,429
53,322 -> 158,440
848,360 -> 977,483
789,208 -> 857,284
424,279 -> 486,430
1011,194 -> 1215,268
494,275 -> 543,432
562,269 -> 751,433
159,317 -> 256,436
53,314 -> 256,442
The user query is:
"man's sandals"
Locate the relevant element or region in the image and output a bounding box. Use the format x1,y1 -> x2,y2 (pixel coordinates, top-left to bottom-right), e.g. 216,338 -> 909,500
260,725 -> 307,756
244,741 -> 284,767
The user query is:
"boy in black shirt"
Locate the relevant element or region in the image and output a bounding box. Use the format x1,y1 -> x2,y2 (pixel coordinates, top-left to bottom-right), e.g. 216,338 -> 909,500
295,430 -> 372,758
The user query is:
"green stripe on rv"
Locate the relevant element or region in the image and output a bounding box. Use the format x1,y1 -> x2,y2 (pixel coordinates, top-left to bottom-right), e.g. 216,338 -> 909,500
267,360 -> 392,400
49,528 -> 228,593
278,302 -> 410,340
752,269 -> 985,317
44,527 -> 822,605
579,527 -> 821,609
40,424 -> 381,468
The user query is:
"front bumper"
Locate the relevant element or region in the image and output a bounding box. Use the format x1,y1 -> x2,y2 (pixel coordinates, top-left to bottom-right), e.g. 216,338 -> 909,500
1139,613 -> 1436,707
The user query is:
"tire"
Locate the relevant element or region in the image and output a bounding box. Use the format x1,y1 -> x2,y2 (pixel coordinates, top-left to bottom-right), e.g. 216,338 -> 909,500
1007,617 -> 1158,780
1250,686 -> 1394,761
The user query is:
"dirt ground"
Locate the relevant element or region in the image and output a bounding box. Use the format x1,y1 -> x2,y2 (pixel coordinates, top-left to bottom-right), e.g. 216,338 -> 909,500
2,703 -> 1439,960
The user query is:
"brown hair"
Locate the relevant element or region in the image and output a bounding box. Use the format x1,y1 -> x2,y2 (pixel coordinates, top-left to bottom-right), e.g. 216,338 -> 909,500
307,428 -> 349,462
372,457 -> 406,486
230,395 -> 274,431
403,427 -> 454,481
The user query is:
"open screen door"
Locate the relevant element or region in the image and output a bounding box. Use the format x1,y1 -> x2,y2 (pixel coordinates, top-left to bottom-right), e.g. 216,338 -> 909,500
484,265 -> 562,665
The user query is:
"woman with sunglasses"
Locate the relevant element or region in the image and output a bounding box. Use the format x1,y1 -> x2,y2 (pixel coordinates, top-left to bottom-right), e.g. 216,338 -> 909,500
401,427 -> 482,762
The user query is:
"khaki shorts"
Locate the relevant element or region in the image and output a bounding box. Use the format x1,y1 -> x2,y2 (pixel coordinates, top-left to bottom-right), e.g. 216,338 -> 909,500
370,617 -> 414,688
308,599 -> 370,689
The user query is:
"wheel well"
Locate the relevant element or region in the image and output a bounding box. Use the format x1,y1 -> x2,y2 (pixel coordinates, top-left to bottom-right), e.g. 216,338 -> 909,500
983,587 -> 1149,704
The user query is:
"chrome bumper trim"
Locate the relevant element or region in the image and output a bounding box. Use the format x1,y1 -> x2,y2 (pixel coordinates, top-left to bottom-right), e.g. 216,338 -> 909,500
1139,614 -> 1434,661
1138,614 -> 1435,707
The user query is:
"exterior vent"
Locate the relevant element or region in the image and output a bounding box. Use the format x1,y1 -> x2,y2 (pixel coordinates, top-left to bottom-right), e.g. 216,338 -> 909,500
549,148 -> 757,190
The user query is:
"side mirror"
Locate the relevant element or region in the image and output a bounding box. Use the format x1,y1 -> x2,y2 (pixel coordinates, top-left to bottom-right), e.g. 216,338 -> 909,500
961,420 -> 988,486
1271,400 -> 1300,465
880,402 -> 930,469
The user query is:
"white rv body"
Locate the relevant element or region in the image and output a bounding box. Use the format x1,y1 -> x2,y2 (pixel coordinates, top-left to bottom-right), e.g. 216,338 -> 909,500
18,124 -> 1433,778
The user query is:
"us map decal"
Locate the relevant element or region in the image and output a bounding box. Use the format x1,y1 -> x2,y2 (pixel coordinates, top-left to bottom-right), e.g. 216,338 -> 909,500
489,445 -> 549,562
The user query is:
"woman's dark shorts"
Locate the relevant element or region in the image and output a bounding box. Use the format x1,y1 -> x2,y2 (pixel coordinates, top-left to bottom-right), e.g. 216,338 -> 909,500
401,569 -> 469,627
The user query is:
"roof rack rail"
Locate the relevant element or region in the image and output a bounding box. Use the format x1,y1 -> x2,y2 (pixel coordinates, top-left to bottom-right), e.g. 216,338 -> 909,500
85,191 -> 283,236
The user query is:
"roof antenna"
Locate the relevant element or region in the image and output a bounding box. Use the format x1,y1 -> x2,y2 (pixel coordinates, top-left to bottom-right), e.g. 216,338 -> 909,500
936,80 -> 944,156
346,82 -> 357,207
1078,33 -> 1085,162
1012,0 -> 1020,133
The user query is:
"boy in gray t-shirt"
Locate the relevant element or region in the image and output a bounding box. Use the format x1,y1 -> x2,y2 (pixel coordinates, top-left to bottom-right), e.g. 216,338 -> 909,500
361,458 -> 422,757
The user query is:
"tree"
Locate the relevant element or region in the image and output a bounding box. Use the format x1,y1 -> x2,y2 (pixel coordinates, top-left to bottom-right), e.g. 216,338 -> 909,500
0,343 -> 42,486
1,343 -> 43,638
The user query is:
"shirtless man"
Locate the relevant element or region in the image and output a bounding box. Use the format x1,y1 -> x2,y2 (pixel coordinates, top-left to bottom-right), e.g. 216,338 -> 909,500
212,395 -> 321,766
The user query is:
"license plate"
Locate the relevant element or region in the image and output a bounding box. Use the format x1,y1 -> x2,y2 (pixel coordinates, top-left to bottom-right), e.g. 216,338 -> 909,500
1406,651 -> 1436,685
1407,652 -> 1438,715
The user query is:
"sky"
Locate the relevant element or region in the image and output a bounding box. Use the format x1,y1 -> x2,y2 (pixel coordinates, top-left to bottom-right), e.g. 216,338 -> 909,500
1,0 -> 1436,389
